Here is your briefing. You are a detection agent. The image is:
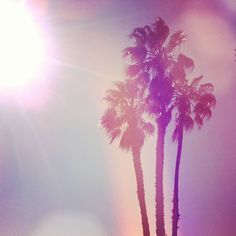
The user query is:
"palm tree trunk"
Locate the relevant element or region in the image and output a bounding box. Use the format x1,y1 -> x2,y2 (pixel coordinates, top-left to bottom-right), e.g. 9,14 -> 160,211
172,125 -> 183,236
155,122 -> 166,236
132,146 -> 150,236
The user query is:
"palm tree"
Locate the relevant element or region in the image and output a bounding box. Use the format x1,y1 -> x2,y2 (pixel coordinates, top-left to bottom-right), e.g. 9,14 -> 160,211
123,18 -> 187,236
171,55 -> 216,236
100,78 -> 154,236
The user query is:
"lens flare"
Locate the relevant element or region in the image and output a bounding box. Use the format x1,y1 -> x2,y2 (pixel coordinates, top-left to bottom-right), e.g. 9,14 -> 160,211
30,213 -> 107,236
0,0 -> 45,91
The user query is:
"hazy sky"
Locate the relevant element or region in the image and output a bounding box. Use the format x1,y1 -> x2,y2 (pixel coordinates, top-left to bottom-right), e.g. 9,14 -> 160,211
0,0 -> 235,235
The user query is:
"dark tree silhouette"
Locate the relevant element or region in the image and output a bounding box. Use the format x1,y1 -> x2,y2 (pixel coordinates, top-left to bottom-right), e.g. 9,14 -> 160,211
171,54 -> 216,236
123,17 -> 187,236
100,79 -> 153,236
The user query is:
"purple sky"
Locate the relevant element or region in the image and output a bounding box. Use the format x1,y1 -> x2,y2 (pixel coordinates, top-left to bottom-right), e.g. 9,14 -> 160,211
0,0 -> 235,235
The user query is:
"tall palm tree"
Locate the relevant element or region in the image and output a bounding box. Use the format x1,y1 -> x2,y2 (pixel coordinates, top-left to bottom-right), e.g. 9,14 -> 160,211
123,17 -> 187,236
100,79 -> 154,236
171,56 -> 216,236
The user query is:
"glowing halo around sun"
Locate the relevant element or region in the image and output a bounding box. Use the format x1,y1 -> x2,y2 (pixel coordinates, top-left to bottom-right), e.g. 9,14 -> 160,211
0,0 -> 45,92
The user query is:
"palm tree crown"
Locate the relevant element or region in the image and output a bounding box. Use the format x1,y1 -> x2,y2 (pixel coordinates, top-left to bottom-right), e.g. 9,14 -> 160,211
123,18 -> 187,123
101,79 -> 154,150
171,55 -> 216,140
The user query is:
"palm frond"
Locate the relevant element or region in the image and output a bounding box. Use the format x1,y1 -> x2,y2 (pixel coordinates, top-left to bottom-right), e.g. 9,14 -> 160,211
200,93 -> 216,108
136,72 -> 150,87
119,127 -> 145,151
140,120 -> 155,136
100,108 -> 117,131
122,46 -> 147,63
129,27 -> 148,46
171,53 -> 194,82
172,114 -> 193,142
126,79 -> 138,100
178,53 -> 194,72
119,128 -> 133,151
194,103 -> 212,128
126,64 -> 142,78
199,83 -> 214,95
104,89 -> 123,104
190,76 -> 203,88
167,30 -> 186,53
113,81 -> 126,92
110,129 -> 122,143
144,25 -> 152,35
172,126 -> 179,142
183,116 -> 194,132
153,17 -> 170,47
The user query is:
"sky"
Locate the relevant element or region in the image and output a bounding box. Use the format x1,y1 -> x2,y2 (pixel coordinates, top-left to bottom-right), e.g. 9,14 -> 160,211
0,0 -> 235,235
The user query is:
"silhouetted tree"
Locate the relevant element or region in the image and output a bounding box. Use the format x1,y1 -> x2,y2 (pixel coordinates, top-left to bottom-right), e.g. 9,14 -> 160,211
100,79 -> 153,236
123,17 -> 187,236
171,55 -> 216,236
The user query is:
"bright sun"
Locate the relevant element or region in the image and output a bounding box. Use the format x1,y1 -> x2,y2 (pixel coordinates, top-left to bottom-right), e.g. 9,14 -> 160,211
0,0 -> 45,91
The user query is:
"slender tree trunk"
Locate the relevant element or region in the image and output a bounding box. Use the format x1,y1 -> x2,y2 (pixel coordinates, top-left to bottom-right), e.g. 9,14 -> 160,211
172,126 -> 183,236
155,122 -> 166,236
132,146 -> 150,236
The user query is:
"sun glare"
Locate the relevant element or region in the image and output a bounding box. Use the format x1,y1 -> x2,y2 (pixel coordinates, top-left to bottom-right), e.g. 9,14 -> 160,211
0,0 -> 45,91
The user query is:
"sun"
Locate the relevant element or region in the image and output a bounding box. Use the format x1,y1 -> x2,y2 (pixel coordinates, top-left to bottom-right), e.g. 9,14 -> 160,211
0,0 -> 45,91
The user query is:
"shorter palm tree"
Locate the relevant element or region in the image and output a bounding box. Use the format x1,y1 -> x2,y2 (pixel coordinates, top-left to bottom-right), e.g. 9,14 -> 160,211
171,65 -> 216,236
100,78 -> 154,236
